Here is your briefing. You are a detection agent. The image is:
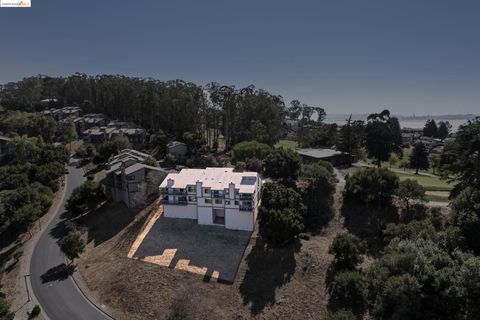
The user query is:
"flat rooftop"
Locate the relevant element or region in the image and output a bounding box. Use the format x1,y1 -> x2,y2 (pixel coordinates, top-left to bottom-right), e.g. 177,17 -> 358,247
160,167 -> 259,193
297,148 -> 343,159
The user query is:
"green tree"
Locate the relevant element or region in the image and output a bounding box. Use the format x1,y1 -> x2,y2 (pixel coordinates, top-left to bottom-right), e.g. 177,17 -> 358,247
329,234 -> 366,270
327,309 -> 356,320
66,181 -> 105,215
330,271 -> 368,313
423,119 -> 438,137
263,148 -> 302,182
372,274 -> 422,320
409,142 -> 429,174
439,118 -> 480,193
142,156 -> 157,167
62,117 -> 78,148
0,297 -> 14,320
396,179 -> 425,212
388,153 -> 399,168
259,182 -> 305,246
97,135 -> 132,162
365,110 -> 402,167
258,207 -> 304,247
57,232 -> 85,264
299,162 -> 336,229
343,167 -> 399,206
231,140 -> 272,163
451,187 -> 480,254
436,121 -> 451,140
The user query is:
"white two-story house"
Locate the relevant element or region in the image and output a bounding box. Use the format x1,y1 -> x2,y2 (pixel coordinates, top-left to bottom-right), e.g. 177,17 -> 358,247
159,168 -> 261,231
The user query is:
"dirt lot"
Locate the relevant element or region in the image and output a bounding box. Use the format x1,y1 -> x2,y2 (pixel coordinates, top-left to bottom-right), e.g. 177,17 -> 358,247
131,215 -> 251,283
75,185 -> 348,320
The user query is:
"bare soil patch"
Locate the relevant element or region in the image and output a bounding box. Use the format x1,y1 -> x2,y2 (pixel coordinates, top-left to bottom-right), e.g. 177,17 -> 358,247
76,186 -> 348,320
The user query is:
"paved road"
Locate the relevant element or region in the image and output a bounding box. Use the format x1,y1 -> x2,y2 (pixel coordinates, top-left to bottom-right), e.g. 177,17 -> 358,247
30,163 -> 112,320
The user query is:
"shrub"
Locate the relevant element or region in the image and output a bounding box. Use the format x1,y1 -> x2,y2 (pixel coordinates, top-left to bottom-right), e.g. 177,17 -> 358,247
29,305 -> 41,319
263,148 -> 302,181
330,271 -> 368,312
231,140 -> 272,163
65,181 -> 105,215
343,167 -> 399,206
329,234 -> 366,270
258,207 -> 304,247
328,309 -> 356,320
396,179 -> 425,212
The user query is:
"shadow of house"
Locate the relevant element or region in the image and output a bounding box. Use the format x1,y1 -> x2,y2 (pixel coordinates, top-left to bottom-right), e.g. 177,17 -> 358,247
341,201 -> 398,257
133,216 -> 251,283
41,263 -> 75,283
239,239 -> 300,315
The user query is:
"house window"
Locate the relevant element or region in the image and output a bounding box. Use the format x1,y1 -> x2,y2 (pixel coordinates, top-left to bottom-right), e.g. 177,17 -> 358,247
204,188 -> 211,194
127,175 -> 135,181
188,195 -> 196,202
234,200 -> 239,205
225,200 -> 231,205
214,199 -> 223,205
187,186 -> 196,193
205,198 -> 212,204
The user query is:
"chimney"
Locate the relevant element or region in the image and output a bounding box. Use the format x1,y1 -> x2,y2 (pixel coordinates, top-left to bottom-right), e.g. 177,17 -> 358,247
229,182 -> 235,200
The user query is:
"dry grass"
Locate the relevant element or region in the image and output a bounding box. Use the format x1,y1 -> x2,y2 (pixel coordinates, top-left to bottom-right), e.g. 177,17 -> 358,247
76,187 -> 348,320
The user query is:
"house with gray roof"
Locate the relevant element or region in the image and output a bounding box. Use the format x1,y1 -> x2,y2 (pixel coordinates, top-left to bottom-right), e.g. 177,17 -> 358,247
297,148 -> 351,166
167,141 -> 188,160
105,149 -> 166,208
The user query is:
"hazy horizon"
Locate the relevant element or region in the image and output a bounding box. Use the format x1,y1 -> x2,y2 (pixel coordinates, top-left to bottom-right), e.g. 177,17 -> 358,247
1,0 -> 479,114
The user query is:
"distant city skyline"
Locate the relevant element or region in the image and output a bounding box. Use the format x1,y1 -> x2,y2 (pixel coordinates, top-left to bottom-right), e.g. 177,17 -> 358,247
1,0 -> 479,115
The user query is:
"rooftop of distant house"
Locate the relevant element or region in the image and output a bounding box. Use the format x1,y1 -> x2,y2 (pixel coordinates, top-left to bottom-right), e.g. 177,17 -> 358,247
160,167 -> 259,193
167,140 -> 186,148
296,148 -> 343,159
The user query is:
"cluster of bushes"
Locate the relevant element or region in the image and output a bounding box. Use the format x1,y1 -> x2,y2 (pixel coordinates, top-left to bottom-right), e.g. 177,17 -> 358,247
65,181 -> 105,216
258,148 -> 337,246
0,136 -> 68,237
332,119 -> 480,318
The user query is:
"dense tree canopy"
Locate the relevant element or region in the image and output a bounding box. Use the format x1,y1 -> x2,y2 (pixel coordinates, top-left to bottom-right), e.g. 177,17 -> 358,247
343,167 -> 399,206
440,118 -> 480,194
298,162 -> 336,229
365,110 -> 402,166
409,142 -> 429,174
263,148 -> 302,183
0,110 -> 57,142
231,140 -> 272,163
259,182 -> 305,246
0,137 -> 67,237
0,74 -> 287,151
65,181 -> 105,215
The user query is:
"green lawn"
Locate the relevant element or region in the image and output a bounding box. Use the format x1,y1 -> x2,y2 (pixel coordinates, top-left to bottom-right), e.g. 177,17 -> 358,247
424,194 -> 449,203
395,171 -> 453,192
275,139 -> 298,150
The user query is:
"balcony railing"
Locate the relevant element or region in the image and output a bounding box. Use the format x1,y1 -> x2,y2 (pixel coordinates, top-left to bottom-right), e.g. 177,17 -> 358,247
239,205 -> 253,211
161,199 -> 188,205
212,192 -> 225,198
239,194 -> 253,200
160,189 -> 187,195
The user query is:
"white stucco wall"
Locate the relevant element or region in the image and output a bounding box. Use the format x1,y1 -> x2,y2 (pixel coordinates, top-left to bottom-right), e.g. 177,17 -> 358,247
163,204 -> 197,219
197,206 -> 213,225
225,208 -> 253,231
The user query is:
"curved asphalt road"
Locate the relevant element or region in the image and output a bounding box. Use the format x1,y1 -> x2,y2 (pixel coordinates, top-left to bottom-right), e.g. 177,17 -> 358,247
30,162 -> 112,320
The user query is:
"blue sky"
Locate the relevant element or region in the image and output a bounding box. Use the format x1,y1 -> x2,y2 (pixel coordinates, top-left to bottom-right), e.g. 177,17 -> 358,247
0,0 -> 479,115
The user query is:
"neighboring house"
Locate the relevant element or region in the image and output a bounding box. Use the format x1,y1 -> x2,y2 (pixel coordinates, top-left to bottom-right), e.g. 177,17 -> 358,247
0,136 -> 11,160
74,114 -> 108,135
42,106 -> 82,121
297,148 -> 351,166
159,167 -> 262,231
105,149 -> 166,208
167,141 -> 188,159
82,126 -> 146,148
